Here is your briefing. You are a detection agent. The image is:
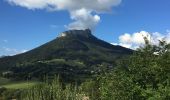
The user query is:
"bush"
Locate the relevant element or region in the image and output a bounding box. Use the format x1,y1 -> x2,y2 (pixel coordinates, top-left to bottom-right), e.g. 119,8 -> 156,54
96,40 -> 170,99
0,87 -> 7,96
1,89 -> 21,100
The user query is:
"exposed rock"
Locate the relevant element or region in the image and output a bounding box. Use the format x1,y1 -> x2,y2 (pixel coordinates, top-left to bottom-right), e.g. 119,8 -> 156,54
59,29 -> 92,38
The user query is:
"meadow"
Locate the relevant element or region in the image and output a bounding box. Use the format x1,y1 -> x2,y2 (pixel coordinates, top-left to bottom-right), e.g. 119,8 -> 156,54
0,81 -> 39,89
0,77 -> 39,89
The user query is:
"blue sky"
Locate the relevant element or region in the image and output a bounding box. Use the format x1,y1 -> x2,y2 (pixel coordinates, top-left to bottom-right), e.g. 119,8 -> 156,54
0,0 -> 170,56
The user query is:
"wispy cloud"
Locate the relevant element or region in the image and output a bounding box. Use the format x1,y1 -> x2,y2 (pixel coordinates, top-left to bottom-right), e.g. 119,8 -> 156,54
1,47 -> 28,56
2,40 -> 8,43
50,24 -> 59,29
2,47 -> 17,52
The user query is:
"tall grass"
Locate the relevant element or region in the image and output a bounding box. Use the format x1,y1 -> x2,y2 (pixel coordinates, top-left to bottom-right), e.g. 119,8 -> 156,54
21,77 -> 89,100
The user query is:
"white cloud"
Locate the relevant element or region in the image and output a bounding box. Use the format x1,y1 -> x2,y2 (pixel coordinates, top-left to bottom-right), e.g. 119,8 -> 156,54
165,30 -> 170,43
111,42 -> 118,45
115,30 -> 170,49
20,49 -> 28,53
119,43 -> 132,48
132,31 -> 151,44
111,42 -> 132,48
66,8 -> 101,30
119,33 -> 131,43
6,0 -> 122,30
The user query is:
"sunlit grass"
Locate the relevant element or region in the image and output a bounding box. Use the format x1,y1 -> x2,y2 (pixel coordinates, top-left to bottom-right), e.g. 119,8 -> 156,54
0,81 -> 40,89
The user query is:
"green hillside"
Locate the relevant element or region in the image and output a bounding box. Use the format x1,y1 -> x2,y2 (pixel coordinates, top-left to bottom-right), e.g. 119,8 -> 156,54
0,29 -> 133,82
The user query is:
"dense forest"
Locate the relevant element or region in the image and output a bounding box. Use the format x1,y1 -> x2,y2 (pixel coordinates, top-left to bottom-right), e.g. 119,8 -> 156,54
0,39 -> 170,100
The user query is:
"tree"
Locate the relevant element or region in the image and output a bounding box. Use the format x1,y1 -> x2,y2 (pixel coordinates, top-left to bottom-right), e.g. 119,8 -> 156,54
98,39 -> 170,99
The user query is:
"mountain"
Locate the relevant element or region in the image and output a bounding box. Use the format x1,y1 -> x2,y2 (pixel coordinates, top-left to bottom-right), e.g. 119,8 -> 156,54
0,29 -> 133,82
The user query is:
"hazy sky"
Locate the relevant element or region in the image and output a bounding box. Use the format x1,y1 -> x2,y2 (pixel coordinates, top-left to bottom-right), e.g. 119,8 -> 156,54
0,0 -> 170,56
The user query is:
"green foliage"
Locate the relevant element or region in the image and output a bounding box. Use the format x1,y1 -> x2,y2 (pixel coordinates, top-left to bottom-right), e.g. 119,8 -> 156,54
1,81 -> 40,89
0,88 -> 21,100
80,79 -> 100,100
21,77 -> 88,100
97,40 -> 170,100
0,77 -> 11,85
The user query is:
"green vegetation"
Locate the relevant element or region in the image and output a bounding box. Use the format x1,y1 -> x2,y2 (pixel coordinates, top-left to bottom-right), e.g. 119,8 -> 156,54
94,39 -> 170,99
0,30 -> 169,99
1,81 -> 39,89
0,30 -> 132,82
0,88 -> 21,100
0,77 -> 10,85
0,81 -> 40,99
21,77 -> 86,100
20,40 -> 170,99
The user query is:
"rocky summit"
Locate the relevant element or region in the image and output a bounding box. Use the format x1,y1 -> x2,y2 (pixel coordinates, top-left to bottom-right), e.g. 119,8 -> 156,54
59,29 -> 92,38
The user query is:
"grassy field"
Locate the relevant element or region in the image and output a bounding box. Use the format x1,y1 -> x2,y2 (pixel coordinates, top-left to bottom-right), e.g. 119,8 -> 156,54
0,77 -> 11,85
0,81 -> 40,89
0,77 -> 40,89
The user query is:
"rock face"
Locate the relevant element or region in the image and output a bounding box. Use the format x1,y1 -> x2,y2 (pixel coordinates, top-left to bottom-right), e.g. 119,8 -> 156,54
59,29 -> 92,38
